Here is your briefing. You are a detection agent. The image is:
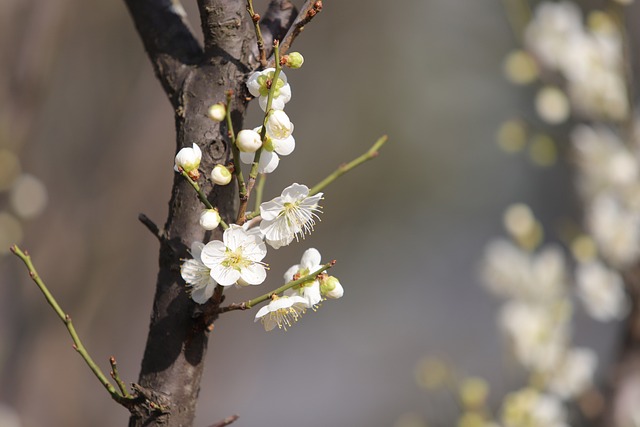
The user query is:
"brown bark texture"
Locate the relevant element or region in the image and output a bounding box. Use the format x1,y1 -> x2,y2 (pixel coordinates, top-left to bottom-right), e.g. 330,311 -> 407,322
120,0 -> 300,425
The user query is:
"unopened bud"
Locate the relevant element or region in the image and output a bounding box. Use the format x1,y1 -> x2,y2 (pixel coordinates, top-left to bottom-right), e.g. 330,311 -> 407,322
207,103 -> 226,122
199,209 -> 221,230
320,276 -> 343,299
236,129 -> 262,153
211,164 -> 232,185
283,52 -> 304,69
174,143 -> 202,179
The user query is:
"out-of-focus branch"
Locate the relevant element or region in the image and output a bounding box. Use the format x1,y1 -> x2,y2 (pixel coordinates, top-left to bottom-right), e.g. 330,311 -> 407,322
123,0 -> 202,107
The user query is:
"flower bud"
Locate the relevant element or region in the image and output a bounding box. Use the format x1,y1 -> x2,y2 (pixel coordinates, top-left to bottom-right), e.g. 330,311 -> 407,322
236,129 -> 263,153
174,143 -> 202,179
320,276 -> 343,299
199,209 -> 221,230
211,164 -> 232,185
283,52 -> 304,69
207,103 -> 226,122
266,110 -> 293,140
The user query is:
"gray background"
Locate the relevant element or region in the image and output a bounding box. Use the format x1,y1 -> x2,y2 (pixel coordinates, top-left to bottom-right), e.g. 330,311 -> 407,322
0,1 -> 623,426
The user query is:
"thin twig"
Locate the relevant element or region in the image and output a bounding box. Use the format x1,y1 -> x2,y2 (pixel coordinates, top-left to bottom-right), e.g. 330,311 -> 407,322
246,0 -> 268,67
227,90 -> 248,204
180,170 -> 229,230
219,260 -> 335,313
10,245 -> 133,406
110,356 -> 131,398
268,0 -> 322,65
309,135 -> 388,196
138,213 -> 164,242
207,414 -> 239,427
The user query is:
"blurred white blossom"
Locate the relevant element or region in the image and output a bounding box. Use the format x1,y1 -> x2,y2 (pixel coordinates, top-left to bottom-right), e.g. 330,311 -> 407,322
576,260 -> 629,321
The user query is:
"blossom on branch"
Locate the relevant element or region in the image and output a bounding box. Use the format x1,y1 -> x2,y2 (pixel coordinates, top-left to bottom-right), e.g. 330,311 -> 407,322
254,295 -> 307,331
174,143 -> 202,179
259,183 -> 323,249
240,126 -> 295,174
200,225 -> 268,286
283,248 -> 323,308
246,68 -> 292,111
181,242 -> 217,304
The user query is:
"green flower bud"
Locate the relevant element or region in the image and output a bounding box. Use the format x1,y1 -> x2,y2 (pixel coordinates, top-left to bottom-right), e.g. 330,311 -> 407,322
284,52 -> 304,69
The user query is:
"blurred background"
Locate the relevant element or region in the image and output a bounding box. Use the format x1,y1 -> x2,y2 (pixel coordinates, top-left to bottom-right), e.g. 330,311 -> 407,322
0,0 -> 628,426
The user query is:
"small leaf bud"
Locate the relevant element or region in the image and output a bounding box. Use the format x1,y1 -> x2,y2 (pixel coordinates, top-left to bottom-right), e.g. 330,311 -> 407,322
236,129 -> 262,153
207,103 -> 226,122
211,164 -> 232,185
282,52 -> 304,69
199,209 -> 221,230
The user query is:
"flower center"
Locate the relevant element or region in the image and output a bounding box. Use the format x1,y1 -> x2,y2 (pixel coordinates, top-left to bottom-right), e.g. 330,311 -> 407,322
222,247 -> 249,271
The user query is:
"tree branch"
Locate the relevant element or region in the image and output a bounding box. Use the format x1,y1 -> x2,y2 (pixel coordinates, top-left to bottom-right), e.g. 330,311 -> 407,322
259,0 -> 298,59
268,0 -> 322,65
123,0 -> 202,107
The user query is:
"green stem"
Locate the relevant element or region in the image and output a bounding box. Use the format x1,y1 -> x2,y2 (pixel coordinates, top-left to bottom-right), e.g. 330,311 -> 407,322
237,42 -> 283,224
246,0 -> 267,67
226,91 -> 247,202
309,135 -> 388,196
181,171 -> 229,230
110,356 -> 131,398
10,245 -> 131,405
219,261 -> 336,312
253,173 -> 267,212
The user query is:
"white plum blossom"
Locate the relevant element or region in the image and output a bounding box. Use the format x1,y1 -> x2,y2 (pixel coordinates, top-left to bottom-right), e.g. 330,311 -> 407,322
572,125 -> 639,198
174,143 -> 202,177
265,110 -> 294,140
587,194 -> 640,268
200,224 -> 268,286
246,68 -> 292,111
576,260 -> 629,321
525,1 -> 628,121
259,183 -> 323,249
240,126 -> 295,174
535,86 -> 570,124
499,300 -> 571,372
283,248 -> 324,308
199,209 -> 221,230
547,347 -> 597,400
254,295 -> 307,331
181,242 -> 217,304
481,240 -> 568,302
524,1 -> 583,72
236,129 -> 262,153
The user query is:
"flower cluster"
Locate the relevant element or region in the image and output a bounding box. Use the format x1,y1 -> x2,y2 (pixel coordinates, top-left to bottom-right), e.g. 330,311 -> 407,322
481,205 -> 597,404
524,1 -> 628,122
175,49 -> 345,331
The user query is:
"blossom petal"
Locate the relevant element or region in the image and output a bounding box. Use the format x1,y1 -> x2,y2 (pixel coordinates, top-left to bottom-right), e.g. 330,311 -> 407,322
300,248 -> 322,270
240,263 -> 267,285
281,183 -> 309,201
211,264 -> 241,286
200,240 -> 227,268
273,135 -> 295,156
260,198 -> 284,220
190,282 -> 216,304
